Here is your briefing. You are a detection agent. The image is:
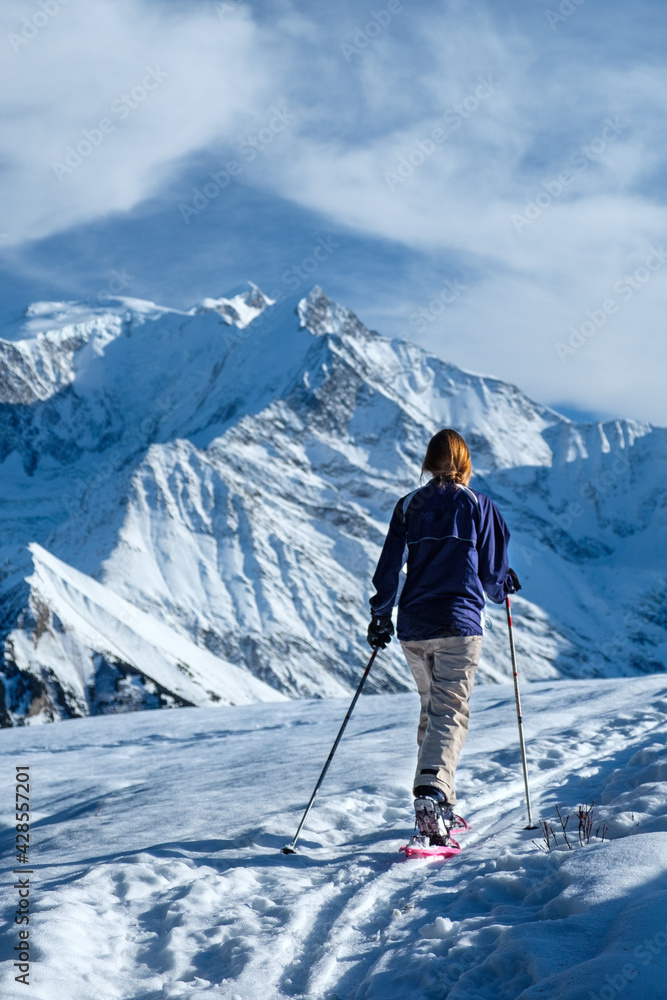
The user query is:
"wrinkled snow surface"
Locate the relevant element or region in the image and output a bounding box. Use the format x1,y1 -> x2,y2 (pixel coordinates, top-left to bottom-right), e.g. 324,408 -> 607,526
1,675 -> 667,999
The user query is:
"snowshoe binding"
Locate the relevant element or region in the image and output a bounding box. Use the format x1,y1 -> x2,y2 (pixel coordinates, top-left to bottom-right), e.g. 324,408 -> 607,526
400,786 -> 465,860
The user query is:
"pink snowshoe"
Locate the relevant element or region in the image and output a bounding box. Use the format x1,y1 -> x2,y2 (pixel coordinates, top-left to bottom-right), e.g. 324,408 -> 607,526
399,834 -> 462,859
399,787 -> 469,859
450,813 -> 470,835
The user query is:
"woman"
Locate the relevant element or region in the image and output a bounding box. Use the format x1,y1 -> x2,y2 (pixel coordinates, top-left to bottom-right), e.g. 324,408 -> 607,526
368,428 -> 520,845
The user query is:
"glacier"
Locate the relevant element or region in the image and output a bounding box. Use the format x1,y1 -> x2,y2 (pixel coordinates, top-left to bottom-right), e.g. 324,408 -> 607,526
0,284 -> 665,725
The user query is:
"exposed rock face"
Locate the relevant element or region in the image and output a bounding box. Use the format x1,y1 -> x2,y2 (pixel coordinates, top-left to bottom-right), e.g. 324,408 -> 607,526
1,285 -> 665,724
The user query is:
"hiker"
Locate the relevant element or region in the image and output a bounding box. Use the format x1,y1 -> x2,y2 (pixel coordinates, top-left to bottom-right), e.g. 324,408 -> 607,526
367,428 -> 520,845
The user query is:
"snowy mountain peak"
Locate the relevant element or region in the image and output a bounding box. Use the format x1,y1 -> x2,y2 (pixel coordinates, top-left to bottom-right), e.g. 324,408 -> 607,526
195,282 -> 274,327
0,283 -> 665,726
298,285 -> 370,339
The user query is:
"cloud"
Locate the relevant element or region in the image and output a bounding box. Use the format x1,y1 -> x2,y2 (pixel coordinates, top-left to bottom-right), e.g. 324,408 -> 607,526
247,2 -> 667,422
0,0 -> 274,244
2,0 -> 666,423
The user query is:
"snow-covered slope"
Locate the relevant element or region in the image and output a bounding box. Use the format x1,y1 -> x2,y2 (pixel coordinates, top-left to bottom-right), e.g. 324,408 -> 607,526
8,542 -> 284,721
1,677 -> 666,998
0,284 -> 666,724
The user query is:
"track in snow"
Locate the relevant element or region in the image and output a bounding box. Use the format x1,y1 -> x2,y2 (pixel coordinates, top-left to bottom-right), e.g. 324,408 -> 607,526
2,677 -> 667,999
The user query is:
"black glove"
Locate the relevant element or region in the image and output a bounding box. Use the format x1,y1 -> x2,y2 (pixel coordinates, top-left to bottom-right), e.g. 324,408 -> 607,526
507,568 -> 522,593
367,616 -> 394,649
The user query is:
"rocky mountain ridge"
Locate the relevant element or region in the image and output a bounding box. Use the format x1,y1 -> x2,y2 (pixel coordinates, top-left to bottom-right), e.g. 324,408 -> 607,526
0,285 -> 665,725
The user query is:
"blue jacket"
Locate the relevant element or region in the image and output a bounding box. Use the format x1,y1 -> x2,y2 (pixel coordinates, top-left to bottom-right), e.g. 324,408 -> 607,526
369,479 -> 513,640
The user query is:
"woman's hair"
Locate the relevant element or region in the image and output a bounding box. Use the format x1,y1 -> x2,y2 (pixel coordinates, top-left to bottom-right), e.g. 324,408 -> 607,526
421,428 -> 472,485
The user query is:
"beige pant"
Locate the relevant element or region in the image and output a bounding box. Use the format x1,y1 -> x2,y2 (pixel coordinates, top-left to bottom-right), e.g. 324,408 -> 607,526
400,635 -> 483,805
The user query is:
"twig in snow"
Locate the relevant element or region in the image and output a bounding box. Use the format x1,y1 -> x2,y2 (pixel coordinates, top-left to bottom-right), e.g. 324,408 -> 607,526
555,804 -> 574,850
534,802 -> 610,853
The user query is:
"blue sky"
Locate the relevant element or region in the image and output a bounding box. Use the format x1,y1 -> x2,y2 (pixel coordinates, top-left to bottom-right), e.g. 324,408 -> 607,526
1,0 -> 666,424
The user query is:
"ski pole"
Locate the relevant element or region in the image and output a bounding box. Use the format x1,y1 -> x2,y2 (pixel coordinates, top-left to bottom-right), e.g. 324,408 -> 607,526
282,646 -> 379,854
505,596 -> 538,830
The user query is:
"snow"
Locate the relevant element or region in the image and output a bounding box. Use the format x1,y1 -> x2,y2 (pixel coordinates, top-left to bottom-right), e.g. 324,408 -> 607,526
14,543 -> 285,716
196,284 -> 275,328
1,282 -> 666,723
2,674 -> 667,998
